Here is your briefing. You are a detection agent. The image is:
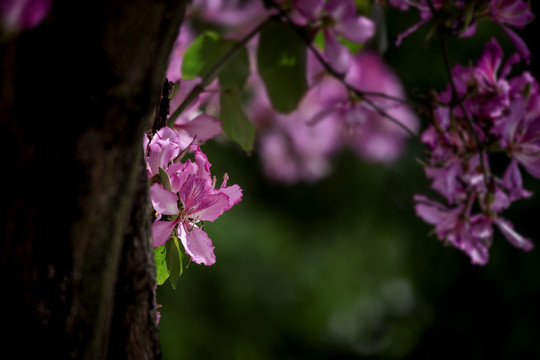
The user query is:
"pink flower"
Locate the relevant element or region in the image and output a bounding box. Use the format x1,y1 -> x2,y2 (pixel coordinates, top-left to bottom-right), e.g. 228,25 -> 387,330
0,0 -> 50,33
245,68 -> 340,183
306,50 -> 418,164
150,144 -> 242,265
145,127 -> 184,177
342,51 -> 419,163
319,0 -> 375,73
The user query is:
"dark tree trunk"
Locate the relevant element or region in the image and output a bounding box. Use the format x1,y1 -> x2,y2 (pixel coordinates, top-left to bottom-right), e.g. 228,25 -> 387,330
0,1 -> 186,358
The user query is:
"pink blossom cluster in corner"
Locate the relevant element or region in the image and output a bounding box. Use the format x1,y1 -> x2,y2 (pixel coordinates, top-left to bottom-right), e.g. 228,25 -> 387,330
0,0 -> 51,34
414,38 -> 538,264
384,0 -> 534,62
144,126 -> 242,266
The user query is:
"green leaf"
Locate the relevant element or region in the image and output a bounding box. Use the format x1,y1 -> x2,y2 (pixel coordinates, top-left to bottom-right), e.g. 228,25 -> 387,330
166,234 -> 183,289
257,20 -> 308,114
159,167 -> 171,191
182,31 -> 250,91
220,87 -> 255,152
313,30 -> 325,50
181,31 -> 229,82
154,245 -> 169,286
218,44 -> 250,90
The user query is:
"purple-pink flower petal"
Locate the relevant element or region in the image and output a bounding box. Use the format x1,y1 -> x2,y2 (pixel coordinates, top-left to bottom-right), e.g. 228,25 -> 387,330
324,29 -> 350,74
178,224 -> 216,265
150,183 -> 180,216
179,175 -> 230,222
152,220 -> 178,248
174,113 -> 222,144
335,16 -> 375,44
495,217 -> 534,251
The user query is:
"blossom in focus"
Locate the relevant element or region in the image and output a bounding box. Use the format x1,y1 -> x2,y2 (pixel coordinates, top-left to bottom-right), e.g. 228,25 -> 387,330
149,143 -> 242,266
145,126 -> 184,177
145,128 -> 242,265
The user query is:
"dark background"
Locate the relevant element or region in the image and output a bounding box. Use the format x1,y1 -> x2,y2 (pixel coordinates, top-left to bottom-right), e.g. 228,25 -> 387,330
157,2 -> 540,359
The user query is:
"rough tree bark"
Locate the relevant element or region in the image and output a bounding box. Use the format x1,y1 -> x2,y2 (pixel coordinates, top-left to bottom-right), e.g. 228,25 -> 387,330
0,1 -> 186,358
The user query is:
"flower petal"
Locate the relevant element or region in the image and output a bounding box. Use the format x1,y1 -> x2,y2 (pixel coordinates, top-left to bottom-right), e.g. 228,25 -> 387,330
495,217 -> 534,251
174,113 -> 222,142
152,220 -> 178,248
180,175 -> 230,221
501,25 -> 530,63
324,30 -> 349,74
179,224 -> 216,265
219,183 -> 243,209
294,0 -> 323,21
335,16 -> 375,44
150,183 -> 179,215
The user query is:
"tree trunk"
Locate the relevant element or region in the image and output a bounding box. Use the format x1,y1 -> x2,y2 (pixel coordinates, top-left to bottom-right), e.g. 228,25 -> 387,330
0,1 -> 186,358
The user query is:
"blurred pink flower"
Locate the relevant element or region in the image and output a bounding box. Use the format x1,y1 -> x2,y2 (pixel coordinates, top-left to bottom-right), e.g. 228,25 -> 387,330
0,0 -> 50,33
321,0 -> 375,73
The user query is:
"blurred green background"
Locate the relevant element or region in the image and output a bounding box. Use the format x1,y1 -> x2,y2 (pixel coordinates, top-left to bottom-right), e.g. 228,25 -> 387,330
157,3 -> 540,359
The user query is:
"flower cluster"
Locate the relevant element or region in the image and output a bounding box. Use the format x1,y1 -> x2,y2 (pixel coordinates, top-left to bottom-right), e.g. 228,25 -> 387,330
144,126 -> 242,266
415,37 -> 538,264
